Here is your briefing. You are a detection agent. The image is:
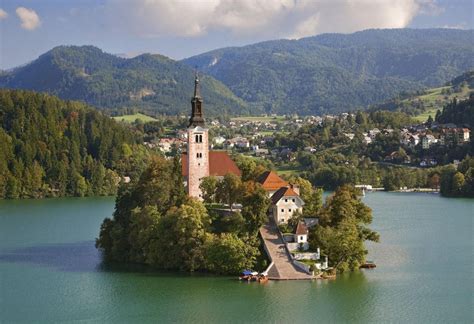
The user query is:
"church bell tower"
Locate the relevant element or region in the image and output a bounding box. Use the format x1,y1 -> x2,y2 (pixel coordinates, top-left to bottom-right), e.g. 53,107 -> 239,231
186,74 -> 209,199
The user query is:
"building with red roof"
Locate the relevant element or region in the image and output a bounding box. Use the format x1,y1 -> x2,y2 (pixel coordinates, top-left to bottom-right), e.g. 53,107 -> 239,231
257,170 -> 290,197
181,151 -> 241,178
269,186 -> 304,224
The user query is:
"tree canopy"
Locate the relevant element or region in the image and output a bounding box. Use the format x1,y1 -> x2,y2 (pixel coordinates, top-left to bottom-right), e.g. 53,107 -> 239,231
0,89 -> 149,199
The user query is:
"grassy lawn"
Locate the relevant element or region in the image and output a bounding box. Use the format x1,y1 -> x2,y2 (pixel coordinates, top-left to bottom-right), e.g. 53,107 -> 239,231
231,115 -> 286,123
412,85 -> 472,122
275,165 -> 302,176
113,113 -> 158,123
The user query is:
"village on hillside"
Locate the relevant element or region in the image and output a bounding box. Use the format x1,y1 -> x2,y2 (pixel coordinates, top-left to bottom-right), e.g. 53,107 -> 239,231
152,114 -> 470,168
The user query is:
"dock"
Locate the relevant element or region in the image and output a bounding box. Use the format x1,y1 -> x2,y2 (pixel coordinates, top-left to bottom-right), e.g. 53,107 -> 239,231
259,223 -> 314,280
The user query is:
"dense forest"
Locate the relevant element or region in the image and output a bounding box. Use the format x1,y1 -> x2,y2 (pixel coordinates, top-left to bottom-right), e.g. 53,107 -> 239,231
0,46 -> 249,117
436,95 -> 474,127
439,156 -> 474,198
0,90 -> 151,199
185,29 -> 474,115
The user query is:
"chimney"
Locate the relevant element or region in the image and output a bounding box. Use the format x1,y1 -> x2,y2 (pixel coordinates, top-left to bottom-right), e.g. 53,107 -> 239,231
290,184 -> 300,195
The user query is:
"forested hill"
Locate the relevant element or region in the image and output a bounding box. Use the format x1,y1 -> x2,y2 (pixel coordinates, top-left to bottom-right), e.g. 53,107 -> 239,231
0,46 -> 249,116
184,28 -> 474,115
0,89 -> 150,199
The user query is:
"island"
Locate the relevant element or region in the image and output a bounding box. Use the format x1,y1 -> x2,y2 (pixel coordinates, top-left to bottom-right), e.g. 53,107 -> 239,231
96,77 -> 379,277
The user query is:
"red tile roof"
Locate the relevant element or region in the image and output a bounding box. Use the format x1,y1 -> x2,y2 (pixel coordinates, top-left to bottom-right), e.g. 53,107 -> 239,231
270,186 -> 300,204
181,151 -> 241,177
295,221 -> 308,235
257,171 -> 289,191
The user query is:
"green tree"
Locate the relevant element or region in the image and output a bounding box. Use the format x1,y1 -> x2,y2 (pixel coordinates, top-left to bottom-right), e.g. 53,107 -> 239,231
240,181 -> 270,235
216,173 -> 242,210
204,233 -> 258,274
309,185 -> 379,272
200,176 -> 218,203
148,199 -> 210,271
451,172 -> 465,194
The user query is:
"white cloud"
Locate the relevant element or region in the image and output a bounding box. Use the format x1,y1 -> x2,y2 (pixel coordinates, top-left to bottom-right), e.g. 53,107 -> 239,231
104,0 -> 440,39
0,8 -> 7,20
16,7 -> 41,30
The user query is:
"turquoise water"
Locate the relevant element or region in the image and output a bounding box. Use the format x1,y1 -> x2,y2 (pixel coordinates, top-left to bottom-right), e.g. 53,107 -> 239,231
0,193 -> 472,323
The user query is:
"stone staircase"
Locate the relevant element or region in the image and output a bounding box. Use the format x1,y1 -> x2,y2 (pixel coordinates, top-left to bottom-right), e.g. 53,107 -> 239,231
259,223 -> 313,280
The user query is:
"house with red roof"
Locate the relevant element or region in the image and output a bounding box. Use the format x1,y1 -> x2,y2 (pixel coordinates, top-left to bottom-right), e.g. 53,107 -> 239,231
257,170 -> 291,197
269,186 -> 304,224
294,221 -> 309,250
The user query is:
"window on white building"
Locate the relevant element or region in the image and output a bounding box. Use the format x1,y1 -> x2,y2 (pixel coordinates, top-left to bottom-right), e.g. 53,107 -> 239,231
281,209 -> 284,212
289,209 -> 292,212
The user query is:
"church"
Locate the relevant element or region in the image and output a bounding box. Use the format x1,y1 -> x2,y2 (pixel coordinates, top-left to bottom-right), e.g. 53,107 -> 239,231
181,75 -> 241,199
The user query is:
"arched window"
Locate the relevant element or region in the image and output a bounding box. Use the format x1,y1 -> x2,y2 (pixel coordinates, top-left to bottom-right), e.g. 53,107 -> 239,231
199,135 -> 203,142
195,135 -> 199,142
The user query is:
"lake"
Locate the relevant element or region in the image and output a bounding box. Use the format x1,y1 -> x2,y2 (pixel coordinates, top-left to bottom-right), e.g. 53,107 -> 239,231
0,193 -> 472,323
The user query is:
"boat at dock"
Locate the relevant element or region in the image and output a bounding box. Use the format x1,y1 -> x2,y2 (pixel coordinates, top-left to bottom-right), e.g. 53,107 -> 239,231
360,261 -> 376,269
239,270 -> 268,283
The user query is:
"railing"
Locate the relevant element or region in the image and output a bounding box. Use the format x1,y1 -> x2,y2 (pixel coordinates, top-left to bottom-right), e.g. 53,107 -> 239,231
259,228 -> 274,276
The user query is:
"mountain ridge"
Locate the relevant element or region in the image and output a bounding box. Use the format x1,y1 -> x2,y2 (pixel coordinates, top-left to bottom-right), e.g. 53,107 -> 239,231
0,45 -> 250,116
1,29 -> 473,116
183,28 -> 474,115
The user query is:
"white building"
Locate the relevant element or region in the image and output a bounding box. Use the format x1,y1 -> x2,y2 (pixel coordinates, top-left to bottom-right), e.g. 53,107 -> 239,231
270,186 -> 304,224
421,134 -> 436,149
294,221 -> 309,251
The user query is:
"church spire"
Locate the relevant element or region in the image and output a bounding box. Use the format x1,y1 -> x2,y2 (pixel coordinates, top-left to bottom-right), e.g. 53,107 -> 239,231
188,72 -> 205,128
193,73 -> 201,98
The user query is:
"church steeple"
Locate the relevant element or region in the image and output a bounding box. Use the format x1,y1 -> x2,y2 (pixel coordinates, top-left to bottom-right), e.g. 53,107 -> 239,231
188,73 -> 205,128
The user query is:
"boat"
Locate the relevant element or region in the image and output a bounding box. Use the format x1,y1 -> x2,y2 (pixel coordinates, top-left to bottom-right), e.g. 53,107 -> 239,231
360,261 -> 376,269
239,270 -> 253,281
257,274 -> 268,283
239,270 -> 267,282
239,270 -> 259,281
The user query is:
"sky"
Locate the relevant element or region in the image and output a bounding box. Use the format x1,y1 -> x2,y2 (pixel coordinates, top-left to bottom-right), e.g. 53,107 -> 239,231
0,0 -> 472,69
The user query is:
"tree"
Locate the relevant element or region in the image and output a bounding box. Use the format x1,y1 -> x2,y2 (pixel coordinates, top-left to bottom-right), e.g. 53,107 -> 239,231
216,173 -> 242,210
149,199 -> 210,271
451,172 -> 465,194
428,173 -> 440,189
203,233 -> 258,274
309,185 -> 379,272
240,181 -> 270,235
200,176 -> 218,203
288,176 -> 322,216
127,205 -> 161,263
